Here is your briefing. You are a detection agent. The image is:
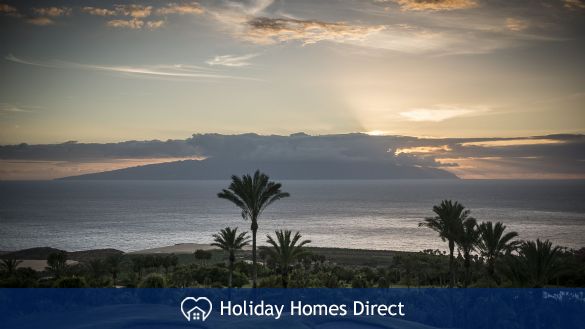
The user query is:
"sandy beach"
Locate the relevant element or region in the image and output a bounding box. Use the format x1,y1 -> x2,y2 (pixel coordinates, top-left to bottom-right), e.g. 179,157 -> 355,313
16,260 -> 79,272
128,243 -> 252,254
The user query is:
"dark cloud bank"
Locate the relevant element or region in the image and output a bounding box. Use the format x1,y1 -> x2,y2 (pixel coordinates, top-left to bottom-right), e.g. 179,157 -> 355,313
0,133 -> 583,179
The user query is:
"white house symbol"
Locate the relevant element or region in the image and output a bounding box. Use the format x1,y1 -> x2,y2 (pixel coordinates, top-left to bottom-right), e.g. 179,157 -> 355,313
189,306 -> 206,321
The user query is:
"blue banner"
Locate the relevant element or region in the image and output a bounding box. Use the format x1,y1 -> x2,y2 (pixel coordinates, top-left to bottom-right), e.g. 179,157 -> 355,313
1,288 -> 584,328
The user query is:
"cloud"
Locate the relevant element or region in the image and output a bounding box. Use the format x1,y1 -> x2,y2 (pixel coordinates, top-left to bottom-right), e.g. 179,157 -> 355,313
399,105 -> 487,122
1,133 -> 583,179
107,18 -> 145,29
361,0 -> 577,54
563,0 -> 585,10
460,139 -> 565,148
81,7 -> 117,16
84,3 -> 204,18
389,0 -> 479,11
156,2 -> 204,15
506,18 -> 529,32
0,139 -> 201,162
206,53 -> 259,67
395,145 -> 451,155
243,17 -> 385,45
435,135 -> 585,178
0,3 -> 18,15
0,103 -> 38,114
114,4 -> 152,18
5,54 -> 258,81
221,0 -> 274,16
2,5 -> 72,25
3,0 -> 570,55
26,17 -> 54,26
207,0 -> 385,46
106,18 -> 167,30
146,20 -> 166,30
32,7 -> 72,17
206,0 -> 547,55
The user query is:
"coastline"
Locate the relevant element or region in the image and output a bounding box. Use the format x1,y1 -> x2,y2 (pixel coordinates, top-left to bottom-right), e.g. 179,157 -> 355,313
2,244 -> 419,271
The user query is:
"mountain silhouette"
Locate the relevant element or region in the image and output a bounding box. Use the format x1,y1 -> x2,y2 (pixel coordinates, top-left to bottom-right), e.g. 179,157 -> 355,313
60,157 -> 457,180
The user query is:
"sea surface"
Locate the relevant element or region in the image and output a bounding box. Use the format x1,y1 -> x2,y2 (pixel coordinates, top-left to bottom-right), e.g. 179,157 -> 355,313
0,180 -> 584,252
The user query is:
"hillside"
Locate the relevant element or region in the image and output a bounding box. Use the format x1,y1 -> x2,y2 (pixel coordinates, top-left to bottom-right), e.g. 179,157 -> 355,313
60,158 -> 458,180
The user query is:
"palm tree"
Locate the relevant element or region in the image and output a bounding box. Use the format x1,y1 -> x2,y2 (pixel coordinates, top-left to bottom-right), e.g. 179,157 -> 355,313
218,170 -> 290,288
476,221 -> 519,283
194,250 -> 212,266
105,254 -> 124,286
266,230 -> 311,288
419,200 -> 470,287
0,258 -> 22,276
85,258 -> 106,280
520,239 -> 562,287
456,217 -> 480,287
46,251 -> 68,278
162,254 -> 178,275
130,255 -> 146,279
84,258 -> 110,286
211,227 -> 251,288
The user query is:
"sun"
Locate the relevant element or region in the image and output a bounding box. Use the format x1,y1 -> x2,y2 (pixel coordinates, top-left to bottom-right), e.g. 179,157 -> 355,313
364,130 -> 389,136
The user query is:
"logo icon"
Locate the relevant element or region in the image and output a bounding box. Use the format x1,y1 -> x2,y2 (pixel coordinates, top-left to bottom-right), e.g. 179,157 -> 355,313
181,297 -> 213,322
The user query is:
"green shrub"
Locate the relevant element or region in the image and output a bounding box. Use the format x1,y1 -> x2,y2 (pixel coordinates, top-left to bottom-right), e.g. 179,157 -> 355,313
231,271 -> 249,288
210,281 -> 223,288
351,275 -> 368,288
0,277 -> 37,288
139,273 -> 166,288
377,276 -> 389,288
258,275 -> 282,288
88,277 -> 113,288
53,277 -> 88,288
169,265 -> 248,288
322,273 -> 340,288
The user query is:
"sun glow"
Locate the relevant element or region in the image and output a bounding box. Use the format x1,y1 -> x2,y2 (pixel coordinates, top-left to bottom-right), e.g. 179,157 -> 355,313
365,130 -> 392,136
394,145 -> 452,155
461,139 -> 565,147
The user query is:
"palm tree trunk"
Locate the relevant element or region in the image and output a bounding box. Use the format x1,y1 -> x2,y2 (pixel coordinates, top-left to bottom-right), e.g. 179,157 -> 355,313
229,263 -> 233,288
448,240 -> 455,288
487,258 -> 496,282
251,219 -> 258,288
282,270 -> 288,288
229,251 -> 234,288
464,254 -> 471,288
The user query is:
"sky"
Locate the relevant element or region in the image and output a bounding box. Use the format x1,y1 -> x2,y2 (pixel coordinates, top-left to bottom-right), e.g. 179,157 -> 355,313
0,0 -> 584,179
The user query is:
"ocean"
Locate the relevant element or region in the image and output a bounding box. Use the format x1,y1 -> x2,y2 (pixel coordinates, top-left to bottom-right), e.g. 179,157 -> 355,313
0,180 -> 584,252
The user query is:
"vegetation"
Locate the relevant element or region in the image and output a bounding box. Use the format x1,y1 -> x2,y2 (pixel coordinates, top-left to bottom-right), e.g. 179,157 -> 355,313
53,276 -> 87,288
46,251 -> 68,278
217,170 -> 290,288
0,242 -> 583,288
0,258 -> 22,276
457,217 -> 479,287
211,227 -> 250,288
265,230 -> 311,288
106,254 -> 124,286
419,200 -> 471,287
517,239 -> 563,288
476,221 -> 519,284
139,273 -> 166,288
194,250 -> 212,265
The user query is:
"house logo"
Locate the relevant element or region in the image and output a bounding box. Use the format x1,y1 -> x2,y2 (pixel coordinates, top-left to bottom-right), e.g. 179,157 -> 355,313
181,297 -> 213,322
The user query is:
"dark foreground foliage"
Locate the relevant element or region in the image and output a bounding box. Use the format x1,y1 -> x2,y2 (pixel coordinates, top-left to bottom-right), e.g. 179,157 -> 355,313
1,244 -> 584,288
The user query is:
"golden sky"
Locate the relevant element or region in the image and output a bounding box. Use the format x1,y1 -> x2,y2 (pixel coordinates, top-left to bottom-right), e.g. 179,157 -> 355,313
0,0 -> 584,179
